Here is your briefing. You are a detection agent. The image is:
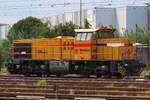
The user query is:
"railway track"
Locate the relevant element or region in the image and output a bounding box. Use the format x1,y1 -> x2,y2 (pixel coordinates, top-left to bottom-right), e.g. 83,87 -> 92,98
0,74 -> 150,100
0,74 -> 148,81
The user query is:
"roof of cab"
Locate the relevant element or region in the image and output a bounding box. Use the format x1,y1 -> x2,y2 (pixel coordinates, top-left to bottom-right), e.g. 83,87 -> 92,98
56,36 -> 74,39
75,28 -> 116,33
75,29 -> 99,33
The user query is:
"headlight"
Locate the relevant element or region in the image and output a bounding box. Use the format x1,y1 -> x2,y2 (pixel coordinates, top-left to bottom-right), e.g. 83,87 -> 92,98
124,64 -> 128,67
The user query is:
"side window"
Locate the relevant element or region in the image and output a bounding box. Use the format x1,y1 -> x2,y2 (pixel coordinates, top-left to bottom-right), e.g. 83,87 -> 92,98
76,32 -> 93,40
97,32 -> 114,38
81,33 -> 87,40
97,32 -> 101,38
91,32 -> 97,40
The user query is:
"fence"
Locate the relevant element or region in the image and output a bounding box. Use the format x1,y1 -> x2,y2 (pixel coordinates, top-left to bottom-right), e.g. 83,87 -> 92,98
136,45 -> 150,68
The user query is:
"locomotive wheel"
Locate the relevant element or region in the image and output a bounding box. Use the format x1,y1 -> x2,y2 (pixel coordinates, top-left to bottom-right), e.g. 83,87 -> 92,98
118,63 -> 127,77
96,74 -> 101,78
135,67 -> 144,76
116,73 -> 123,79
83,74 -> 90,78
36,65 -> 42,77
47,73 -> 51,77
24,72 -> 31,77
37,73 -> 42,77
56,74 -> 61,77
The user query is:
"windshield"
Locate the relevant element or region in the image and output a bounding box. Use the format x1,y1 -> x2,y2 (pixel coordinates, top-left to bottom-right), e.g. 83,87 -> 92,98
86,33 -> 92,40
81,33 -> 87,40
76,33 -> 82,40
75,32 -> 92,40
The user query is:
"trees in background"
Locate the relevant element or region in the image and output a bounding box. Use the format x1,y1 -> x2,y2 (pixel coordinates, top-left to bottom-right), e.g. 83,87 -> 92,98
8,17 -> 76,42
122,25 -> 150,44
0,40 -> 10,67
7,17 -> 52,42
47,21 -> 75,37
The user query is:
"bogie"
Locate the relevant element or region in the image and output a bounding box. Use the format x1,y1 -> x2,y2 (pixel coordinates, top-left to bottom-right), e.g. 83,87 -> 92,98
7,59 -> 145,78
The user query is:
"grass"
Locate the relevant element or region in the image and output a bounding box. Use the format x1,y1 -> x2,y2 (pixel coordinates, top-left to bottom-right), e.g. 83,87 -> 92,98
70,89 -> 75,95
104,83 -> 114,88
136,93 -> 150,97
34,80 -> 47,88
0,67 -> 8,75
128,84 -> 137,88
140,68 -> 150,76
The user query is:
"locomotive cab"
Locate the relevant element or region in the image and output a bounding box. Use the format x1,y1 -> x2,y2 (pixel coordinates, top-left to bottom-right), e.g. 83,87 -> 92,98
74,28 -> 115,60
75,27 -> 115,40
74,27 -> 145,77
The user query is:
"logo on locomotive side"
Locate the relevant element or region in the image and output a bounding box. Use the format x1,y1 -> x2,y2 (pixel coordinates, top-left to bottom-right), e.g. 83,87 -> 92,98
126,48 -> 133,57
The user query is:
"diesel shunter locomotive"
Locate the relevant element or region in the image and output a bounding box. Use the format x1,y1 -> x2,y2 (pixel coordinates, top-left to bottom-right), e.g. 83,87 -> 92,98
8,28 -> 145,78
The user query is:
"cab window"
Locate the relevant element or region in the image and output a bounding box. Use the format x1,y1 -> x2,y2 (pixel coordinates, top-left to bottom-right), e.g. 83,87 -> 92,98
76,33 -> 82,40
86,33 -> 92,40
81,33 -> 87,40
97,32 -> 114,38
76,32 -> 93,40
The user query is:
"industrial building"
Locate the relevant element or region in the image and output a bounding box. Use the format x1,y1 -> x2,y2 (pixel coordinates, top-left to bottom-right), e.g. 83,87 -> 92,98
116,6 -> 148,34
41,6 -> 148,34
0,23 -> 11,39
0,6 -> 148,39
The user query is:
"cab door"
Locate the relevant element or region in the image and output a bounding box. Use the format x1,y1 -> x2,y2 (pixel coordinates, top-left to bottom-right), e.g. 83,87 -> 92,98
34,40 -> 48,60
74,32 -> 93,60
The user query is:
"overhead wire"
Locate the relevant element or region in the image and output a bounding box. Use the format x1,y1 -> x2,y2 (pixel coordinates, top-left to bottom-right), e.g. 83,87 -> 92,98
0,0 -> 149,18
0,0 -> 149,11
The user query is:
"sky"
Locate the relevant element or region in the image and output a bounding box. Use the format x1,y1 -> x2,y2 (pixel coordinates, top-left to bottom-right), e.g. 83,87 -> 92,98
0,0 -> 149,24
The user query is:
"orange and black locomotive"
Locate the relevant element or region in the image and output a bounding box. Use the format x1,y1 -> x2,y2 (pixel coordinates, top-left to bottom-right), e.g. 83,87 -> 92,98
7,28 -> 145,78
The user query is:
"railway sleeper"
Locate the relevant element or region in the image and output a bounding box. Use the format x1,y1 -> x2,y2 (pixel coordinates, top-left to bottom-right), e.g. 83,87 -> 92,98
0,91 -> 150,99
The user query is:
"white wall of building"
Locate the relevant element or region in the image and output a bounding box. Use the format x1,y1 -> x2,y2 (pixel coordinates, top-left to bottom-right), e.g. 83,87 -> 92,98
65,12 -> 73,22
126,6 -> 148,32
148,6 -> 150,29
0,24 -> 11,39
95,7 -> 116,28
40,6 -> 148,34
65,10 -> 87,27
86,9 -> 96,28
116,6 -> 148,34
116,7 -> 127,34
51,16 -> 58,26
57,14 -> 65,24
